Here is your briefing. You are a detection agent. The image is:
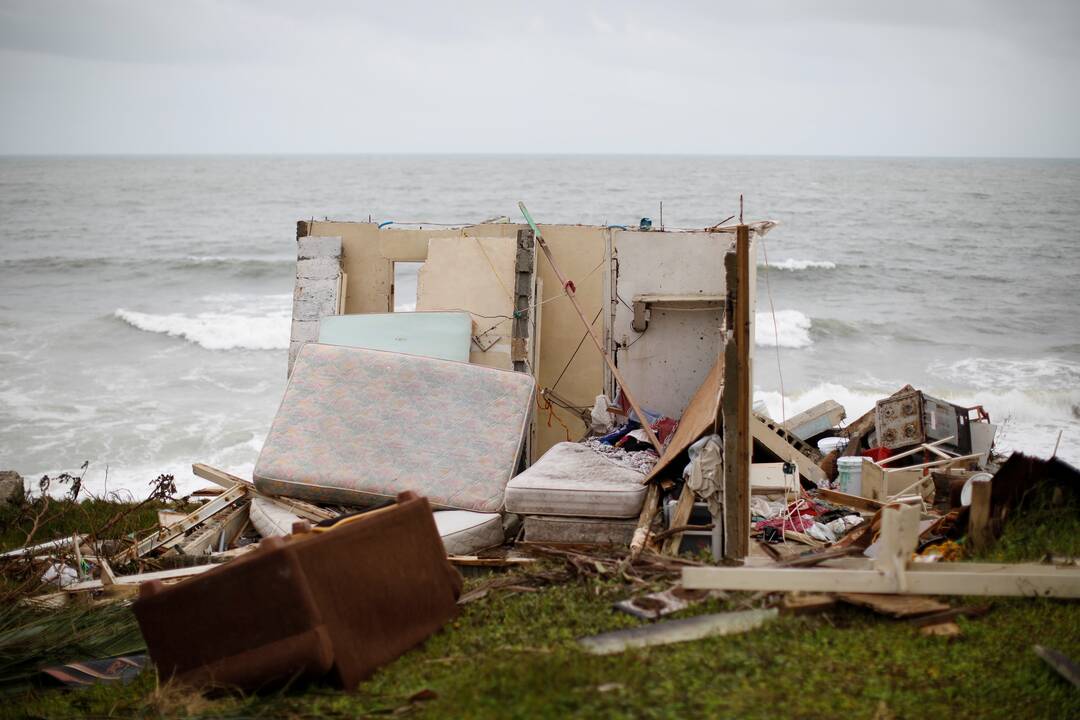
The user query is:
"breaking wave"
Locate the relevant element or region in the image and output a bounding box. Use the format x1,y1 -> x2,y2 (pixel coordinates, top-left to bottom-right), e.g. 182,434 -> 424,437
114,294 -> 291,351
928,356 -> 1080,393
762,258 -> 837,271
755,309 -> 812,349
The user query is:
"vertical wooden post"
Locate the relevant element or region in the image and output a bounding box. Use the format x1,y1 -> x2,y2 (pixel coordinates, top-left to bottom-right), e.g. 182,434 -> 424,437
721,225 -> 753,561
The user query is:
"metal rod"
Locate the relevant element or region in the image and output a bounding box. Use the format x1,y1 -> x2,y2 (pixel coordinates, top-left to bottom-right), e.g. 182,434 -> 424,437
519,201 -> 662,454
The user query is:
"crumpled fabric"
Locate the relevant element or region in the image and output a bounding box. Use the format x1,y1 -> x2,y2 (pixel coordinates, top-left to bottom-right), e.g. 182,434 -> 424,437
583,438 -> 658,475
589,395 -> 614,435
684,434 -> 723,520
750,496 -> 785,520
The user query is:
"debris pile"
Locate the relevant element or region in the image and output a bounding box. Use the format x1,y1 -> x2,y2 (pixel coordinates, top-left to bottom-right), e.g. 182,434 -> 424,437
3,209 -> 1078,697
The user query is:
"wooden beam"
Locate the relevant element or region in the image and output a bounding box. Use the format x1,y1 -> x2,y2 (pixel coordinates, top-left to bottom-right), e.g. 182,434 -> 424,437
721,225 -> 753,561
681,564 -> 1080,597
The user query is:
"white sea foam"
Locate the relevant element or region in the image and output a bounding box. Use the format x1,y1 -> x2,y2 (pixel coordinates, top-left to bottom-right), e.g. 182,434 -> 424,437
763,258 -> 837,271
114,294 -> 291,350
755,309 -> 812,349
929,356 -> 1080,392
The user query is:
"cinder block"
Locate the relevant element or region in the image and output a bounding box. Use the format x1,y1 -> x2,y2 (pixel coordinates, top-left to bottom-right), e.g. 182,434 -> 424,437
291,320 -> 321,344
296,257 -> 340,280
297,236 -> 342,260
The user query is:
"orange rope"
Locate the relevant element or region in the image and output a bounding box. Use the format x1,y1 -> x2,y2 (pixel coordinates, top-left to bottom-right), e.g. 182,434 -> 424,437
537,393 -> 572,442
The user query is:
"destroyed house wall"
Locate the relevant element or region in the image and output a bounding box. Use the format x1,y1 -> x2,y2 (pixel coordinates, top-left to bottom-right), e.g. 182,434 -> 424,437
294,220 -> 737,460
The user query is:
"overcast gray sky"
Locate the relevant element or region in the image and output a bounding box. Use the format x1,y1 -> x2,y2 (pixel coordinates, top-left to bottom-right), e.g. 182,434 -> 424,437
1,0 -> 1078,156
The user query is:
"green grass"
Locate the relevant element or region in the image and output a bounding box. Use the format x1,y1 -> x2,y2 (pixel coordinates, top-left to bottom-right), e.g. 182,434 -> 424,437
3,491 -> 1079,719
0,497 -> 167,554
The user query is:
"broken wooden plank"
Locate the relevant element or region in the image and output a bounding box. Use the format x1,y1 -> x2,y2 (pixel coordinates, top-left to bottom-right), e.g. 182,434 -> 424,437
645,357 -> 723,482
126,484 -> 247,560
192,463 -> 336,522
578,608 -> 777,655
63,564 -> 218,593
662,487 -> 698,556
1,534 -> 86,559
814,488 -> 883,513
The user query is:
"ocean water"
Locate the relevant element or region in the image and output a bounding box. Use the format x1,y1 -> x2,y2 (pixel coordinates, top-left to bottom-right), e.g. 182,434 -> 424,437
1,156 -> 1078,498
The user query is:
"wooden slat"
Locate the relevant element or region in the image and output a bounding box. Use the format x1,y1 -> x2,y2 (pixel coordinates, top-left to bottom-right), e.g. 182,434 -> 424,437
662,487 -> 698,556
127,484 -> 247,560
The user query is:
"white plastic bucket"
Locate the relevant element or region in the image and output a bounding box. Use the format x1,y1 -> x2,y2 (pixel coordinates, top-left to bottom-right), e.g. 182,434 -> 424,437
836,457 -> 864,496
817,436 -> 849,455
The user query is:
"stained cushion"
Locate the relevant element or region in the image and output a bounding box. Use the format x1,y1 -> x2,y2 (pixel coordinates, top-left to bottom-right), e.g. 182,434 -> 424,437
254,343 -> 535,512
504,442 -> 647,518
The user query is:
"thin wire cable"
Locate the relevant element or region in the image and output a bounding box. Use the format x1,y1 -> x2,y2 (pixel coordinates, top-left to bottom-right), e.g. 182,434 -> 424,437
474,237 -> 514,301
759,233 -> 786,425
552,307 -> 603,392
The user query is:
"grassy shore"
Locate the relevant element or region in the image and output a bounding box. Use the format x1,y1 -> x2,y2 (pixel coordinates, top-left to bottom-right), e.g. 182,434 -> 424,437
2,491 -> 1078,719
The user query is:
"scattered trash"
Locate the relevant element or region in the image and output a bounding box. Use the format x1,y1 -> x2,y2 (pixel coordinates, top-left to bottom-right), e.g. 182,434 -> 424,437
614,585 -> 719,620
41,655 -> 149,688
4,214 -> 1075,702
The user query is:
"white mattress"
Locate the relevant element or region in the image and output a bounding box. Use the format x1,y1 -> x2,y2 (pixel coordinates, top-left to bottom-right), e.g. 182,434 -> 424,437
435,510 -> 504,556
249,496 -> 301,538
249,497 -> 503,556
254,343 -> 535,513
504,442 -> 647,518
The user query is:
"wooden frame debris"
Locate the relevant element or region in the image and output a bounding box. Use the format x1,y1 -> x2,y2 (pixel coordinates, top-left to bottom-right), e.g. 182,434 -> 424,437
683,504 -> 1080,598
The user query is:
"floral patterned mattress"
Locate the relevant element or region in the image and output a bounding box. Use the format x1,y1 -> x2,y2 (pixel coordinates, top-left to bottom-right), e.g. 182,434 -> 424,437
254,342 -> 535,513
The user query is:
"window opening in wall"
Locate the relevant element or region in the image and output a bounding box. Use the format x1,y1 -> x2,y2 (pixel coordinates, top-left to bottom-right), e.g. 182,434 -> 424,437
392,262 -> 423,312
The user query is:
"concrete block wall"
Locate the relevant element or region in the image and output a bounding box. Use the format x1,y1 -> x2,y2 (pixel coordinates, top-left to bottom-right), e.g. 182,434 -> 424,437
289,236 -> 343,375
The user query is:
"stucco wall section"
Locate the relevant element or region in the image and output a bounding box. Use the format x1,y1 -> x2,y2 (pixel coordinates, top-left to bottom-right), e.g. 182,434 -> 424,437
417,236 -> 517,370
611,230 -> 731,419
